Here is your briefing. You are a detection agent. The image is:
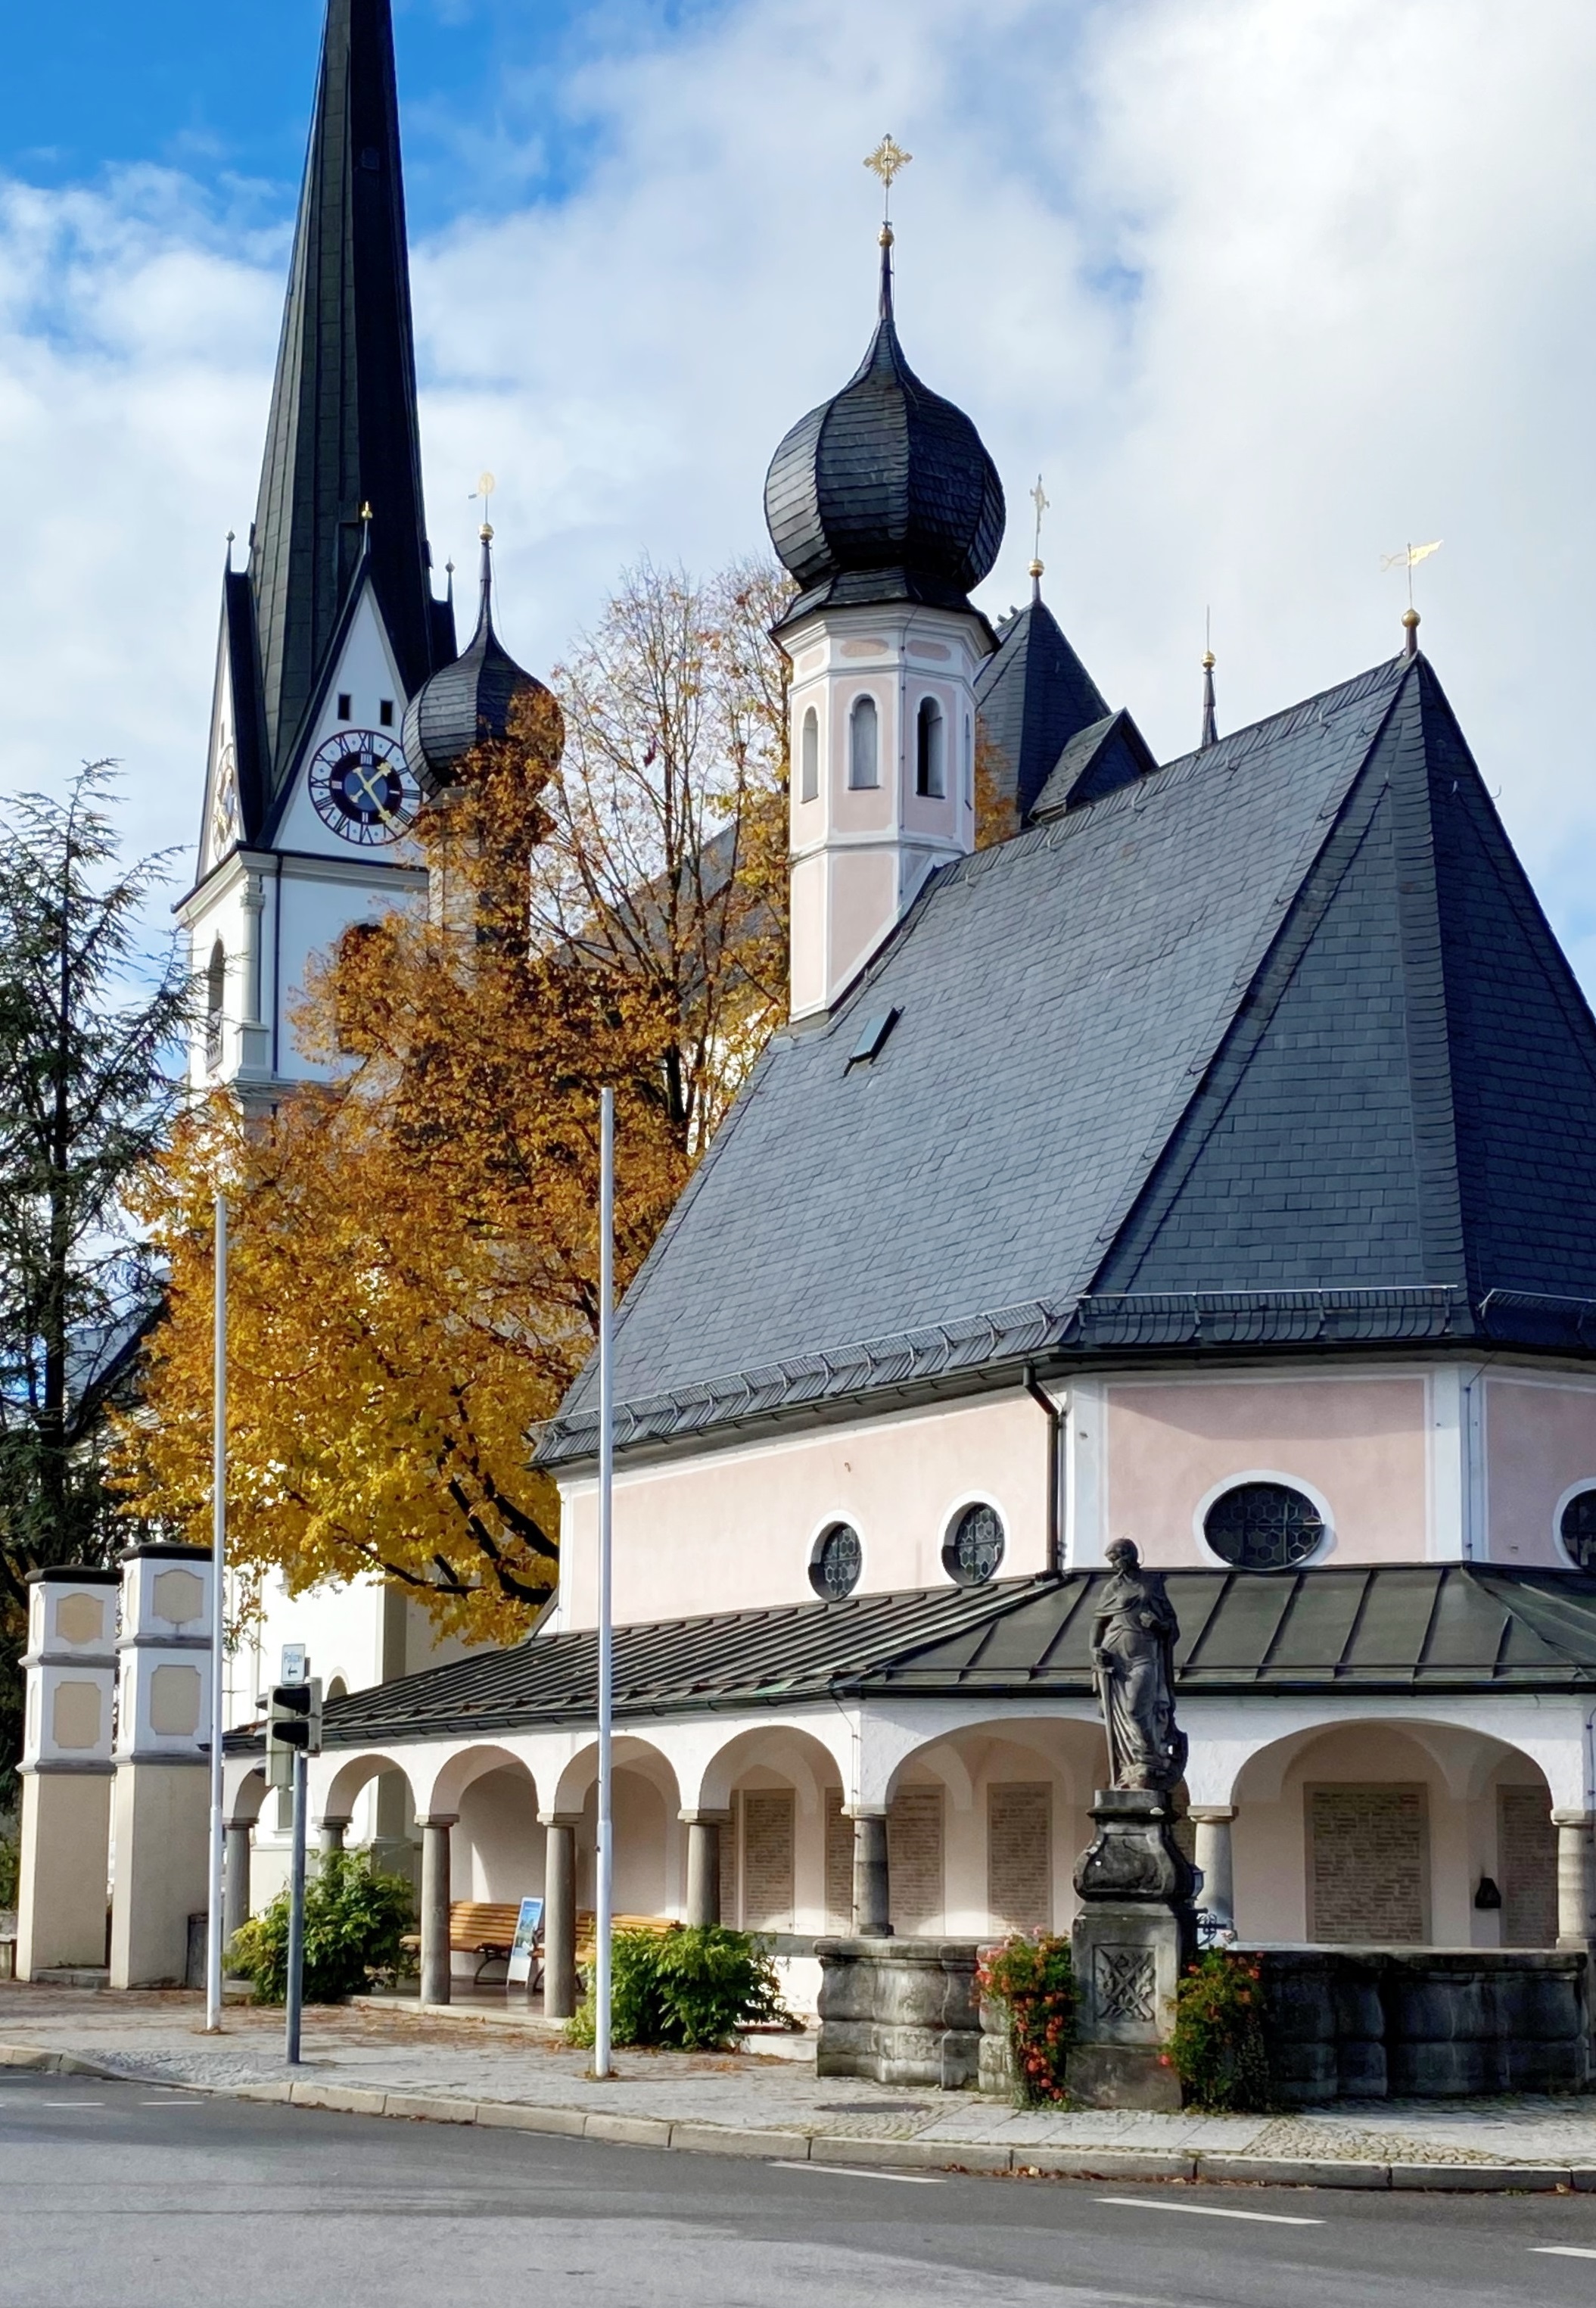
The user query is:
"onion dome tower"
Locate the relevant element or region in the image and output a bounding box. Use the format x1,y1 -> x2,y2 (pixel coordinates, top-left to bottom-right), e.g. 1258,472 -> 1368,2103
402,525 -> 561,790
767,142 -> 1006,1021
764,237 -> 1006,621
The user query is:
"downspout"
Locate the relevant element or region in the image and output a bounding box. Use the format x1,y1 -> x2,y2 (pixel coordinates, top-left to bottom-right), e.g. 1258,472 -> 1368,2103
1022,1363 -> 1062,1577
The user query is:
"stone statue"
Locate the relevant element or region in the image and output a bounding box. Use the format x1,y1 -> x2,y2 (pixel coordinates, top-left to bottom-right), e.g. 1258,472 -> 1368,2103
1090,1539 -> 1188,1794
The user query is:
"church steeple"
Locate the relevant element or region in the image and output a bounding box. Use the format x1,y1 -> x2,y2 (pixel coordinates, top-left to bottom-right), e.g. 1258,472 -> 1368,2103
248,0 -> 442,793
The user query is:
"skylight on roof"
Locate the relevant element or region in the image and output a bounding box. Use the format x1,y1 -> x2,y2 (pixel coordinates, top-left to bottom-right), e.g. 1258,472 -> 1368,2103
846,1008 -> 900,1070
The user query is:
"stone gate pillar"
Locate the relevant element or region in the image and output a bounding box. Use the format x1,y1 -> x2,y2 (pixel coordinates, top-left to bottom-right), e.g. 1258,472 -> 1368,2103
108,1543 -> 213,1990
16,1566 -> 119,1979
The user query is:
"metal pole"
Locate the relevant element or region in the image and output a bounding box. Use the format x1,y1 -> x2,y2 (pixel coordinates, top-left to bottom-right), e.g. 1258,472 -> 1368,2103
594,1087 -> 615,2078
285,1749 -> 306,2065
204,1191 -> 227,2032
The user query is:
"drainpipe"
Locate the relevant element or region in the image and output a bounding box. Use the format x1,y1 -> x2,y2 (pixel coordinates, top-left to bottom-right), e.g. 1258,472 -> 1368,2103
1022,1363 -> 1062,1576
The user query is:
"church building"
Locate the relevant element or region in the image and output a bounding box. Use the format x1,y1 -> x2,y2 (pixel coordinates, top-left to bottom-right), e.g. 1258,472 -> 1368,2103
219,0 -> 1596,2005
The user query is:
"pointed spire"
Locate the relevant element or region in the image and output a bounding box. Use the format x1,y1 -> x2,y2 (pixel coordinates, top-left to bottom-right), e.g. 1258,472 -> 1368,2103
878,223 -> 894,322
475,524 -> 496,637
1200,649 -> 1218,749
248,0 -> 439,790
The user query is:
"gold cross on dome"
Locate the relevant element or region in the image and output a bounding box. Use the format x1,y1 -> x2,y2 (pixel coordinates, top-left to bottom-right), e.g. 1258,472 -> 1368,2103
864,134 -> 913,217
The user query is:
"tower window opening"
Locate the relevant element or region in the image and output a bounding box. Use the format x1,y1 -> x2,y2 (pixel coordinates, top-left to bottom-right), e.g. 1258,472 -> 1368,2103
965,715 -> 974,809
916,697 -> 946,798
204,939 -> 225,1071
800,706 -> 820,803
848,695 -> 879,790
337,693 -> 353,721
379,698 -> 394,727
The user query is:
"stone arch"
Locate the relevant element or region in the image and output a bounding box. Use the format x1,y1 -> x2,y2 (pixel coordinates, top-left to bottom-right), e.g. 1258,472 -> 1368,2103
1229,1714 -> 1559,1948
687,1721 -> 849,1815
227,1764 -> 268,1826
549,1733 -> 681,1819
322,1748 -> 421,1821
424,1743 -> 540,1819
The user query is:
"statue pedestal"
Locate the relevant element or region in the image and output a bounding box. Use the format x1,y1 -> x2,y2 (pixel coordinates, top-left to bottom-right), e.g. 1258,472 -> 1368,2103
1067,1789 -> 1196,2111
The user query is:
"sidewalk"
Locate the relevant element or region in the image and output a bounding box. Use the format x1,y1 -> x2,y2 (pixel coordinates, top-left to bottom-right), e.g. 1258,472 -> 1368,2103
5,1982 -> 1596,2191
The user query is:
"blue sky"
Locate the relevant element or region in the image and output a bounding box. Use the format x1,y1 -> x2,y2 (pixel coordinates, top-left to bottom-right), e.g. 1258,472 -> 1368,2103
4,0 -> 1596,992
0,0 -> 684,227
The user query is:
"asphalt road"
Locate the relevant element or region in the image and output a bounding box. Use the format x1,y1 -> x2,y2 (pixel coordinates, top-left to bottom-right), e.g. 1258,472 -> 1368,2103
5,2073 -> 1596,2308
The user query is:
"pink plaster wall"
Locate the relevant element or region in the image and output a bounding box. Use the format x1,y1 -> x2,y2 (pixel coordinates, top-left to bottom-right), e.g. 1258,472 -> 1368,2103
1106,1376 -> 1429,1564
1485,1375 -> 1596,1565
558,1391 -> 1050,1629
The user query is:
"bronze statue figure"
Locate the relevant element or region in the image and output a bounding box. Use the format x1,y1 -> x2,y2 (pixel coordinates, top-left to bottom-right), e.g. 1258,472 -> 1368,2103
1090,1539 -> 1187,1793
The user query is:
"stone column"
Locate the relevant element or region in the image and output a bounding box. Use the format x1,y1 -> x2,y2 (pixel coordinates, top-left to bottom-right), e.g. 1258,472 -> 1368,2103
222,1821 -> 254,1953
540,1814 -> 579,2020
418,1814 -> 457,2004
851,1809 -> 891,1937
317,1816 -> 349,1857
1552,1809 -> 1596,1948
16,1566 -> 119,1979
109,1544 -> 214,1991
682,1811 -> 729,1927
1189,1805 -> 1237,1931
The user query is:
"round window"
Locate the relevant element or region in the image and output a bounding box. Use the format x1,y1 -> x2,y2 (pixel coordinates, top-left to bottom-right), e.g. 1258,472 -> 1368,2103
810,1522 -> 862,1601
944,1503 -> 1004,1587
1203,1481 -> 1324,1571
1560,1488 -> 1596,1571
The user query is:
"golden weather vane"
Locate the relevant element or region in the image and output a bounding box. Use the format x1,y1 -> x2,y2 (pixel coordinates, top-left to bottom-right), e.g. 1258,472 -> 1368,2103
864,134 -> 913,223
1029,475 -> 1050,572
1380,537 -> 1442,609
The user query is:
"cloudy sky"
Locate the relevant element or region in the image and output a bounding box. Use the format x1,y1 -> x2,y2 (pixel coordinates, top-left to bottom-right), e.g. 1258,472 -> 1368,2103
4,0 -> 1595,978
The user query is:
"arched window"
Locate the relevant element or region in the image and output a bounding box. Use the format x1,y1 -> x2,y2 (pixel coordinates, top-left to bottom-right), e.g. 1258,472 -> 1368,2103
916,698 -> 945,798
800,706 -> 820,803
848,695 -> 879,790
810,1522 -> 862,1601
944,1503 -> 1004,1587
1559,1488 -> 1596,1571
1203,1481 -> 1325,1571
334,920 -> 381,1054
204,939 -> 225,1070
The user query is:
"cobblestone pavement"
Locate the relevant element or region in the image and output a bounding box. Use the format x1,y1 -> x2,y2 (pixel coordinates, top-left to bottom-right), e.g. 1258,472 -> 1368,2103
3,1984 -> 1596,2167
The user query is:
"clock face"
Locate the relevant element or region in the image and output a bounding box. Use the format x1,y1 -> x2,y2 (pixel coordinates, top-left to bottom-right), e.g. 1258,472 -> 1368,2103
308,730 -> 420,846
210,740 -> 241,856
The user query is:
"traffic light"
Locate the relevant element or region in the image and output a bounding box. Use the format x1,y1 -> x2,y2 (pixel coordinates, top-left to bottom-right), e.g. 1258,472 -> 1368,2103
267,1678 -> 323,1788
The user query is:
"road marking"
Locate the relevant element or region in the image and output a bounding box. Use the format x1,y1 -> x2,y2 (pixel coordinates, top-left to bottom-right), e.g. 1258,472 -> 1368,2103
39,2101 -> 105,2109
1533,2248 -> 1596,2260
1096,2197 -> 1324,2227
770,2160 -> 947,2185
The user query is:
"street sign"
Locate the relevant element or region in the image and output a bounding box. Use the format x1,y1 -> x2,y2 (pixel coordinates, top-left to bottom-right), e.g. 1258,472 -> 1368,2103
279,1643 -> 307,1686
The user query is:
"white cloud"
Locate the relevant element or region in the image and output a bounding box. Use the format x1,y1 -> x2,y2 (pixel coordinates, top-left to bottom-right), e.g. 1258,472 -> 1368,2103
5,0 -> 1596,973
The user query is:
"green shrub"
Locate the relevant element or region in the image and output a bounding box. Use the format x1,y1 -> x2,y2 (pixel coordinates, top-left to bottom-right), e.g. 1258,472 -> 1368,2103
978,1933 -> 1076,2104
0,1832 -> 18,1911
1168,1950 -> 1273,2111
228,1849 -> 414,2005
567,1925 -> 792,2051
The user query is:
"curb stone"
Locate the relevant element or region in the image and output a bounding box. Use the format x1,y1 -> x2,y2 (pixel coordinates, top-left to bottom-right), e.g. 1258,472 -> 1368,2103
0,2040 -> 1586,2192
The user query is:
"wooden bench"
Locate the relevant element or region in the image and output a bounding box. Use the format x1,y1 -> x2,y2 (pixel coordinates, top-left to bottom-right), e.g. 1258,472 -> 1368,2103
402,1901 -> 534,1986
574,1913 -> 678,1971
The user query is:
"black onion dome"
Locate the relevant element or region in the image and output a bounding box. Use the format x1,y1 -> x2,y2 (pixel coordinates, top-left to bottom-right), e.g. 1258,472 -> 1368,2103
764,237 -> 1006,622
402,528 -> 559,787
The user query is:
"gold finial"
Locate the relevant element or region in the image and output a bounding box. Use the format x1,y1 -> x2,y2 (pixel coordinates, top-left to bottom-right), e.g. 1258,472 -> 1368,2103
480,523 -> 493,543
359,500 -> 373,523
864,134 -> 913,225
1028,474 -> 1049,587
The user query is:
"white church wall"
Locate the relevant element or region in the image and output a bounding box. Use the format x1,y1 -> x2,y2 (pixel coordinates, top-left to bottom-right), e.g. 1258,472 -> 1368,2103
553,1386 -> 1052,1627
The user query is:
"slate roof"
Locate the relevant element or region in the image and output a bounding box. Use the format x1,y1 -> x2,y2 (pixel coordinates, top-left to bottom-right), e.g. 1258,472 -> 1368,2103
541,649 -> 1596,1468
243,0 -> 444,813
227,1567 -> 1596,1751
973,591 -> 1111,825
764,243 -> 1005,625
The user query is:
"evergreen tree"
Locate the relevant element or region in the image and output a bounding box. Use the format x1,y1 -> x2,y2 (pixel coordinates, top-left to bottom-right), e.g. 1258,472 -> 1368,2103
0,765 -> 191,1791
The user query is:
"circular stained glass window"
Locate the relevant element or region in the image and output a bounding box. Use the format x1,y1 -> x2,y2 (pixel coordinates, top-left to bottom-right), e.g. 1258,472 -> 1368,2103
944,1503 -> 1004,1587
1203,1482 -> 1325,1571
810,1522 -> 862,1601
1560,1488 -> 1596,1571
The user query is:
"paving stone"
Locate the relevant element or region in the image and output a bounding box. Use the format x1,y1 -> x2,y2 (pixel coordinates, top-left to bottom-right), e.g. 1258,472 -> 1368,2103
1388,2163 -> 1569,2191
670,2124 -> 812,2159
813,2135 -> 1011,2173
1198,2156 -> 1389,2188
585,2113 -> 673,2148
288,2083 -> 386,2116
381,2092 -> 476,2123
472,2101 -> 587,2137
1016,2151 -> 1197,2181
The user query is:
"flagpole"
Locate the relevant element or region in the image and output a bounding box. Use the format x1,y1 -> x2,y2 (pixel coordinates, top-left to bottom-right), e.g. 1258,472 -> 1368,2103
594,1089 -> 615,2079
204,1191 -> 228,2033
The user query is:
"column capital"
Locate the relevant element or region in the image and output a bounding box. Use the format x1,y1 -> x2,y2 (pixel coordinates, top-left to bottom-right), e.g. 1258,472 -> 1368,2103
416,1812 -> 458,1830
1551,1809 -> 1594,1829
843,1803 -> 888,1820
537,1811 -> 582,1830
314,1814 -> 352,1830
1186,1805 -> 1237,1825
679,1808 -> 733,1827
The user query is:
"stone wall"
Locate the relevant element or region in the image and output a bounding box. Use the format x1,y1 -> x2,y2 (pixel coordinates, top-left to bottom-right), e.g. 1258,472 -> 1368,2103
1260,1948 -> 1591,2101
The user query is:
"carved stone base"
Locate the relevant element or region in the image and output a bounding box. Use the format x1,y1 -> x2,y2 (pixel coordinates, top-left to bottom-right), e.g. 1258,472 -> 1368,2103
1067,1790 -> 1196,2111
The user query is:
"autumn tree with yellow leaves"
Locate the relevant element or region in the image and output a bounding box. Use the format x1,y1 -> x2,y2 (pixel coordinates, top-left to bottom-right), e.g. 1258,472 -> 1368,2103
117,559 -> 790,1643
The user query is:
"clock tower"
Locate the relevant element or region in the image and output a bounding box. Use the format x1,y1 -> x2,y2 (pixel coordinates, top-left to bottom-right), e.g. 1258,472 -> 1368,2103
178,0 -> 457,1098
